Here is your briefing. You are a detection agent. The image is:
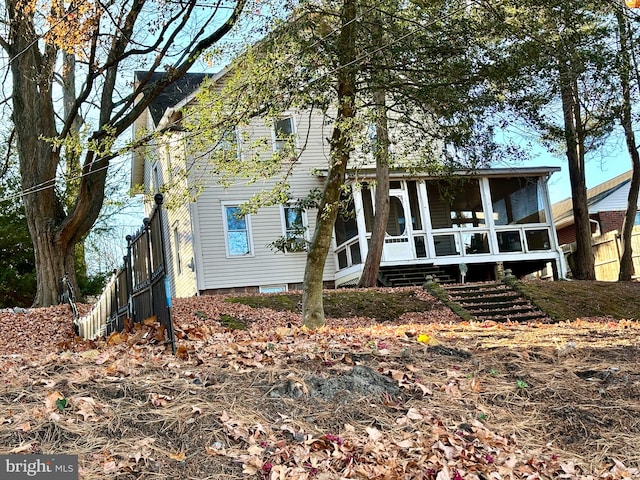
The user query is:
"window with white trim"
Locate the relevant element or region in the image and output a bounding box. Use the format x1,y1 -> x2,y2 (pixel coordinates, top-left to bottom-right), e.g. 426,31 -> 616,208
223,205 -> 253,256
273,117 -> 296,153
281,205 -> 308,252
220,127 -> 240,155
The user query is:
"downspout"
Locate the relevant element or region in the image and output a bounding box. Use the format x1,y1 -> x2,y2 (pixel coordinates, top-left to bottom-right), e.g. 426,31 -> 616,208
543,174 -> 568,279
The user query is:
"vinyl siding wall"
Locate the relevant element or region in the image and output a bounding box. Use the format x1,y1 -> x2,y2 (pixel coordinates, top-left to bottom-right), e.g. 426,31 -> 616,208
191,109 -> 336,291
150,131 -> 199,298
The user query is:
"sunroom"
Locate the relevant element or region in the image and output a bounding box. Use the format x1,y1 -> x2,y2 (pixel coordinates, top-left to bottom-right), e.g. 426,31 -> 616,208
333,167 -> 564,285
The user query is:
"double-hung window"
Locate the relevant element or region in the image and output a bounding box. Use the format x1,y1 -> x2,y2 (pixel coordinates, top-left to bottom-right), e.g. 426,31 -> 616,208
273,117 -> 296,153
223,205 -> 253,256
282,205 -> 308,252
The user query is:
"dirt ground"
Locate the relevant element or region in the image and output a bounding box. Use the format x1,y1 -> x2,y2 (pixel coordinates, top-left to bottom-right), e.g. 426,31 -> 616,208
0,287 -> 639,479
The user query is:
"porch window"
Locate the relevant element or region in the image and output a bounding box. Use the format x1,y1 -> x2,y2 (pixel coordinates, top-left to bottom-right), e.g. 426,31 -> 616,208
497,230 -> 523,252
361,183 -> 375,233
407,181 -> 423,230
525,229 -> 551,251
489,177 -> 546,225
434,234 -> 459,256
462,232 -> 490,254
427,180 -> 485,229
223,205 -> 253,256
386,196 -> 406,236
335,196 -> 358,245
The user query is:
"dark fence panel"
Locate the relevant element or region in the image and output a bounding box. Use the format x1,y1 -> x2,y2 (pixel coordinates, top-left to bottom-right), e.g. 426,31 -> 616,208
76,194 -> 175,353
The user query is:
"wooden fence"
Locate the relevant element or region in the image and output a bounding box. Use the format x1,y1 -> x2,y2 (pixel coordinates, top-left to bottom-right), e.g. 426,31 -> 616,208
75,194 -> 175,352
562,226 -> 640,281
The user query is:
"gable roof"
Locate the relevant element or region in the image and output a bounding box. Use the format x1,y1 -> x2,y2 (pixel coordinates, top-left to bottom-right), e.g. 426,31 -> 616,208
134,71 -> 209,127
551,170 -> 633,228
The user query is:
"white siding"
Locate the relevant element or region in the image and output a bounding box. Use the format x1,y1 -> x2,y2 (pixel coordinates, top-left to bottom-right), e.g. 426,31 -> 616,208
590,182 -> 638,213
193,109 -> 336,290
152,131 -> 199,298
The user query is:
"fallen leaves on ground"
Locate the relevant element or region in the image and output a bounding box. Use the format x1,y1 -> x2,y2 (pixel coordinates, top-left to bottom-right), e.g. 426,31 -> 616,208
0,287 -> 639,479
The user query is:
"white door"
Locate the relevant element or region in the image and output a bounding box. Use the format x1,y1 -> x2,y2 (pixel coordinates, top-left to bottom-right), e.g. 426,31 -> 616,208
383,192 -> 414,261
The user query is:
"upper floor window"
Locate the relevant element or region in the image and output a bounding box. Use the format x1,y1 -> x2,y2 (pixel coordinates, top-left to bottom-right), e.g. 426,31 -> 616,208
273,117 -> 296,153
223,205 -> 253,256
216,127 -> 241,161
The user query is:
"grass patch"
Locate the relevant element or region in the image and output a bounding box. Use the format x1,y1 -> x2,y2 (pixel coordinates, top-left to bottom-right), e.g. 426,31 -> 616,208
218,314 -> 247,330
225,289 -> 435,322
512,280 -> 640,321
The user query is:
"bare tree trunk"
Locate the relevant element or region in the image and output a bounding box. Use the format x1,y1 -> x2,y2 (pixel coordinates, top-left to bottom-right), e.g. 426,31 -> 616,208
558,52 -> 595,280
615,5 -> 640,281
358,87 -> 390,287
62,51 -> 89,296
302,0 -> 357,329
6,2 -> 78,306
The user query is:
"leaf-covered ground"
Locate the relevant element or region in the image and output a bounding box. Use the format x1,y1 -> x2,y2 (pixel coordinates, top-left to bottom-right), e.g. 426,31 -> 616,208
1,286 -> 639,479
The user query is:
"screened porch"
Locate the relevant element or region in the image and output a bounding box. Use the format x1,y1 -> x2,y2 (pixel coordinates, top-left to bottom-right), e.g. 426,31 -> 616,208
333,168 -> 563,285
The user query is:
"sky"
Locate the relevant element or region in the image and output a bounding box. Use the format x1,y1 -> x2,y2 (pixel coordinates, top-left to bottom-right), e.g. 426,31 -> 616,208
497,127 -> 632,205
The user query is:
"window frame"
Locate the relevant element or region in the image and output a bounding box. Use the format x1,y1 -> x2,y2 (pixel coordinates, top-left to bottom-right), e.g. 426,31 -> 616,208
222,203 -> 254,258
272,116 -> 297,153
280,204 -> 309,253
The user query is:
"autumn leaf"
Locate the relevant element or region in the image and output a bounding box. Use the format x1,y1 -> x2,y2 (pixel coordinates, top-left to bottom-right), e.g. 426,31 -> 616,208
45,390 -> 65,411
169,451 -> 186,461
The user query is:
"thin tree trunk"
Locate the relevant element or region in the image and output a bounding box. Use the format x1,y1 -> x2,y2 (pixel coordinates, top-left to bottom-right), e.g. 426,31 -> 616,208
615,5 -> 640,281
558,52 -> 595,280
358,87 -> 390,287
302,0 -> 357,329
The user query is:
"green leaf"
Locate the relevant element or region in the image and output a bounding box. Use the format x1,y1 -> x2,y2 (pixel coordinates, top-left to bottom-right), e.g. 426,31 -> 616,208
55,397 -> 68,411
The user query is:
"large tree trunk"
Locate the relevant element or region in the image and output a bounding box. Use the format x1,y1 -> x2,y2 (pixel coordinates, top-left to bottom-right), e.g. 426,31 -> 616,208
615,5 -> 640,281
558,51 -> 595,280
7,2 -> 103,306
302,0 -> 357,329
358,87 -> 390,287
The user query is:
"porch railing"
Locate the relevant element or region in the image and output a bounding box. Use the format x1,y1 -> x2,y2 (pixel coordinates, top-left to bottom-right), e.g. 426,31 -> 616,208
75,194 -> 175,353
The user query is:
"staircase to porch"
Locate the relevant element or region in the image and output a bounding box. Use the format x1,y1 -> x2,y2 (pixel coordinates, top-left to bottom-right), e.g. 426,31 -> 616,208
441,281 -> 550,323
378,264 -> 454,287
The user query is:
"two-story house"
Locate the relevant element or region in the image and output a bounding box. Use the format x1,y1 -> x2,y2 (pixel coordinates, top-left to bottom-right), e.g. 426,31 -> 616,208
131,72 -> 565,297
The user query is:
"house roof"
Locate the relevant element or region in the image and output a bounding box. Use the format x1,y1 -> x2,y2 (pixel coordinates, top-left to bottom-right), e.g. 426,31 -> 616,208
551,170 -> 633,228
134,71 -> 210,127
131,72 -> 210,189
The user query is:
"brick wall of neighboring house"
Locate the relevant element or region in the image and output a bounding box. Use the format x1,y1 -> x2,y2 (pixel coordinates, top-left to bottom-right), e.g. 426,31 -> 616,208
597,210 -> 626,234
556,224 -> 577,246
556,213 -> 607,245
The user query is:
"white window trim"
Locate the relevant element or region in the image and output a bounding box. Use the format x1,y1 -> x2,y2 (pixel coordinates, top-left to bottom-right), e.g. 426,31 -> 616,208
219,126 -> 243,160
173,222 -> 182,274
280,204 -> 309,253
272,116 -> 298,153
222,202 -> 255,258
259,284 -> 288,293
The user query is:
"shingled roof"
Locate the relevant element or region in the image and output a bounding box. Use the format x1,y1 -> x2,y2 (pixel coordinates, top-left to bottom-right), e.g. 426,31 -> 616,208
134,71 -> 209,127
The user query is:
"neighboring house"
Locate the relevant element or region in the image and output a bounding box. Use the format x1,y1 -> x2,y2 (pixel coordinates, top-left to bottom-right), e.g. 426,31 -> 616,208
131,72 -> 566,297
552,171 -> 640,246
